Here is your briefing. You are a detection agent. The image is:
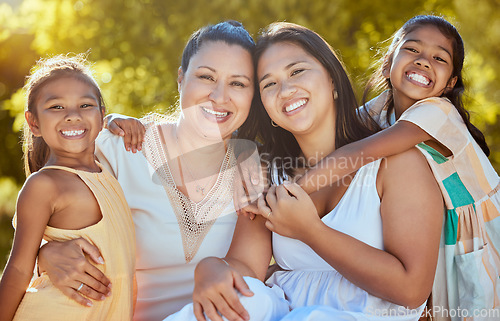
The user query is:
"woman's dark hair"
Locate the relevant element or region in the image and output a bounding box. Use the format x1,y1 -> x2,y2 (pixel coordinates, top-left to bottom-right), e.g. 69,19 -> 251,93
241,22 -> 378,180
364,14 -> 489,156
181,20 -> 255,73
23,53 -> 105,176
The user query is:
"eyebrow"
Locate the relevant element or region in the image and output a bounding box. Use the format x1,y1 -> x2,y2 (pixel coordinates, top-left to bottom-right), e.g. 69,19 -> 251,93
258,61 -> 306,83
43,95 -> 98,103
404,39 -> 452,58
197,66 -> 251,81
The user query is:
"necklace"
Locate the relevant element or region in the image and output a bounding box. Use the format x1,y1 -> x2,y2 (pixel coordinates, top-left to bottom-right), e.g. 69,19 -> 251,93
141,116 -> 236,262
175,128 -> 215,196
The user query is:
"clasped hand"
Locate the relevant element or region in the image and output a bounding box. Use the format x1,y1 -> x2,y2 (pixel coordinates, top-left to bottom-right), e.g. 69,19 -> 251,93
193,258 -> 253,321
253,181 -> 321,241
193,182 -> 320,320
233,146 -> 267,219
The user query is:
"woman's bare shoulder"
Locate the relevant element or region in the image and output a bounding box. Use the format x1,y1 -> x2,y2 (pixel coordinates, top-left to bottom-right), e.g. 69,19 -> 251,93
377,147 -> 440,200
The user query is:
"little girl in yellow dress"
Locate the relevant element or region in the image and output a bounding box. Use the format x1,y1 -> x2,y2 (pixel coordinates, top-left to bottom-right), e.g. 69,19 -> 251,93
0,54 -> 136,321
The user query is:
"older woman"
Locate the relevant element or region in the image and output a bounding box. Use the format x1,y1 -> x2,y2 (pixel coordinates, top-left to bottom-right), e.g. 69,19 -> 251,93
37,21 -> 261,321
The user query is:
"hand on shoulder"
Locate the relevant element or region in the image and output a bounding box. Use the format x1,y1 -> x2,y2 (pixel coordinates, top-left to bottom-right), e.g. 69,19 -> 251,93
102,113 -> 146,153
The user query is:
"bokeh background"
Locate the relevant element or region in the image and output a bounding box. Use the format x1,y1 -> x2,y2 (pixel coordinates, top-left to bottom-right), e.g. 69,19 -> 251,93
0,0 -> 499,272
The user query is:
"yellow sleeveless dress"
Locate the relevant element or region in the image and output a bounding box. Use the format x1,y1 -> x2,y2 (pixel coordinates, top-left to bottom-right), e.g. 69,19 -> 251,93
13,164 -> 136,321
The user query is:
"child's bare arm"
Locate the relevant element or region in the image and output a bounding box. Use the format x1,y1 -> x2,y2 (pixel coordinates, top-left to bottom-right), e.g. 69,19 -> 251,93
298,120 -> 431,194
0,174 -> 54,321
104,113 -> 145,153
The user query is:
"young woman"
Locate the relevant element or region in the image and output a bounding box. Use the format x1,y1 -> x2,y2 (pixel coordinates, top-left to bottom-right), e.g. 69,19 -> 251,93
172,22 -> 444,321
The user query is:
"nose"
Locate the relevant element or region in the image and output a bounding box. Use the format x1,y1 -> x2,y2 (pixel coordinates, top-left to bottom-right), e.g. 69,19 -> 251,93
65,107 -> 82,122
414,56 -> 431,69
278,80 -> 297,98
209,82 -> 229,104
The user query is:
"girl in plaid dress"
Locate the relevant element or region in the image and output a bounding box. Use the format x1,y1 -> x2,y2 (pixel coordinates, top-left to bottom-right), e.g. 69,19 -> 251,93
299,15 -> 500,321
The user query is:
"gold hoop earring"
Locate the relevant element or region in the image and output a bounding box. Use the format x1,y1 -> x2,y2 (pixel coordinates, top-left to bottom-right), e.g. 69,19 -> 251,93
271,120 -> 279,127
333,90 -> 338,100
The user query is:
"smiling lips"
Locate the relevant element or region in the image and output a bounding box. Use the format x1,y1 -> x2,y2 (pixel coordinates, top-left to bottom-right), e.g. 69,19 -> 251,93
406,71 -> 432,86
202,106 -> 229,117
201,106 -> 232,123
61,129 -> 86,137
284,99 -> 307,113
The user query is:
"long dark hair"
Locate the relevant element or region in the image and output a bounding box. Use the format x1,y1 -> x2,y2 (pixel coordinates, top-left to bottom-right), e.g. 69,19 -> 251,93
364,14 -> 490,156
241,22 -> 378,180
23,54 -> 105,176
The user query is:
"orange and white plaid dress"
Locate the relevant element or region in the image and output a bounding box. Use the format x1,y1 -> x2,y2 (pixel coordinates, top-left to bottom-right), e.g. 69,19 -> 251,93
368,95 -> 500,321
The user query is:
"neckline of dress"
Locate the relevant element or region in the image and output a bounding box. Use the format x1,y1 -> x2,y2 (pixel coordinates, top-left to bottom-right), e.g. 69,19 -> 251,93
321,159 -> 380,221
155,123 -> 233,207
41,162 -> 104,175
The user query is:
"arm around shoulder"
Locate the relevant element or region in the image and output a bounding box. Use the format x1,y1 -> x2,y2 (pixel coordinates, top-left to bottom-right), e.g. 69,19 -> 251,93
298,121 -> 431,194
103,113 -> 146,153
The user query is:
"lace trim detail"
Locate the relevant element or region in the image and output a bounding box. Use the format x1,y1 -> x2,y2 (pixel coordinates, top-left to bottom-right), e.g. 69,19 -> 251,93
141,114 -> 235,262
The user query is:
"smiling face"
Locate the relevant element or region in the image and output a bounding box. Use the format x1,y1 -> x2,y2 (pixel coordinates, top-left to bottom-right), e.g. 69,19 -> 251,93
177,41 -> 254,141
26,76 -> 104,161
386,25 -> 457,110
257,42 -> 335,136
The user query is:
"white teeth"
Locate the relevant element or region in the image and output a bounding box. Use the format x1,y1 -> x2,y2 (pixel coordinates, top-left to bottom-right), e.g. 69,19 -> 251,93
202,107 -> 229,117
62,129 -> 85,137
285,99 -> 307,113
407,73 -> 430,85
